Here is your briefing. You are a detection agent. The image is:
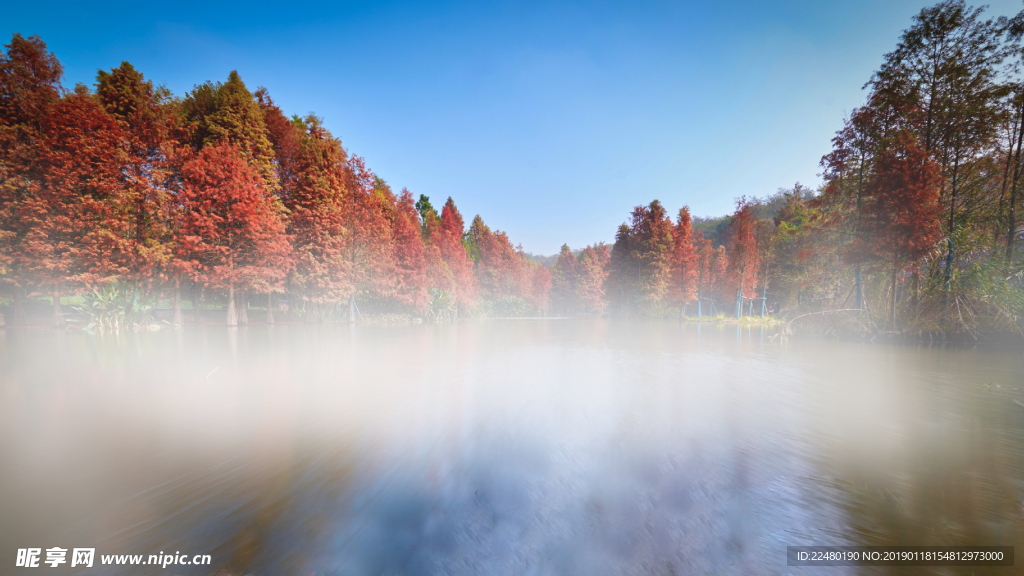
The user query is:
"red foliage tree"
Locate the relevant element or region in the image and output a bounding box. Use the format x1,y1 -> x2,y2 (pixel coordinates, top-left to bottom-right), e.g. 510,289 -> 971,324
440,196 -> 465,239
468,215 -> 527,301
692,232 -> 713,317
604,223 -> 637,310
726,197 -> 760,317
634,200 -> 675,303
255,88 -> 302,193
603,200 -> 675,312
180,71 -> 278,192
712,245 -> 730,313
0,34 -> 555,327
421,211 -> 449,293
431,197 -> 476,308
576,243 -> 610,313
550,243 -> 608,314
0,34 -> 64,325
550,244 -> 578,314
340,158 -> 394,321
855,133 -> 943,327
175,142 -> 291,326
463,213 -> 545,313
390,189 -> 430,312
17,88 -> 130,326
668,206 -> 697,314
528,263 -> 552,312
95,62 -> 176,294
285,118 -> 351,316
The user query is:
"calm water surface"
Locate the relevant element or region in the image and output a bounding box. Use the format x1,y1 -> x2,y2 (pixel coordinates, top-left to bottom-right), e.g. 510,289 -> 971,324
1,321 -> 1022,575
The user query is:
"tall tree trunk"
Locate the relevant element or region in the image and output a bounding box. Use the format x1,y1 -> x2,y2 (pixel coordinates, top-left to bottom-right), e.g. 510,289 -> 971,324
998,136 -> 1013,221
226,285 -> 238,327
172,275 -> 183,326
944,157 -> 960,316
52,288 -> 63,328
266,292 -> 275,325
12,287 -> 26,326
736,266 -> 747,319
306,300 -> 318,324
1008,177 -> 1019,268
855,263 -> 863,316
237,291 -> 248,325
1007,90 -> 1024,268
997,111 -> 1018,242
911,267 -> 920,320
923,62 -> 938,153
348,294 -> 356,323
890,259 -> 899,332
696,290 -> 702,318
760,259 -> 771,319
854,159 -> 866,318
861,282 -> 871,324
192,282 -> 202,326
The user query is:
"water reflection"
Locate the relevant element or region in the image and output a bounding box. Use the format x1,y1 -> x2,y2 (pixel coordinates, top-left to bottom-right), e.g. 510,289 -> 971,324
1,321 -> 1022,575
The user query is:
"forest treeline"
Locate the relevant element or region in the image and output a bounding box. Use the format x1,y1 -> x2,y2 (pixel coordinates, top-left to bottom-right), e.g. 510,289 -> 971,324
547,0 -> 1024,337
2,0 -> 1024,335
0,34 -> 552,327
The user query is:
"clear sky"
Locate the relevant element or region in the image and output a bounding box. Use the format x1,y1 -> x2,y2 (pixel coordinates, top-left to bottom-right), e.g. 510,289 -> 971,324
5,0 -> 1023,254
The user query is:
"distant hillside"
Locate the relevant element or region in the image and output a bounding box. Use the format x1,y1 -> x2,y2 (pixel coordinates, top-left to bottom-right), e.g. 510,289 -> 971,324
693,183 -> 816,246
524,252 -> 562,268
537,184 -> 818,259
525,247 -> 588,268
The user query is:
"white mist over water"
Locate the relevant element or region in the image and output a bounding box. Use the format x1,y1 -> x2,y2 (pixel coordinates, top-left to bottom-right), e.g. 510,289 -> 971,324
1,321 -> 1022,575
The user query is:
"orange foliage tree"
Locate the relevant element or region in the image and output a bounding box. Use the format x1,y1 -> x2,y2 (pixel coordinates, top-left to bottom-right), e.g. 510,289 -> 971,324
18,89 -> 130,326
432,197 -> 476,309
0,34 -> 64,325
389,189 -> 430,312
284,117 -> 351,319
550,245 -> 578,314
175,142 -> 291,326
726,197 -> 760,318
668,207 -> 697,315
856,134 -> 943,328
0,34 -> 549,327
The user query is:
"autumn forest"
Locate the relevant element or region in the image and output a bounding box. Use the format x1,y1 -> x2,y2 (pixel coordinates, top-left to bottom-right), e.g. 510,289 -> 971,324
2,0 -> 1024,337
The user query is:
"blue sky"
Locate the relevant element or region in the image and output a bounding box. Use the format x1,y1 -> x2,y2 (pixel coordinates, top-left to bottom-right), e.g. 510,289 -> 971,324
6,0 -> 1023,254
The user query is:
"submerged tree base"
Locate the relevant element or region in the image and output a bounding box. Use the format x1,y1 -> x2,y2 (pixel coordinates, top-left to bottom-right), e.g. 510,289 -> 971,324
683,314 -> 784,326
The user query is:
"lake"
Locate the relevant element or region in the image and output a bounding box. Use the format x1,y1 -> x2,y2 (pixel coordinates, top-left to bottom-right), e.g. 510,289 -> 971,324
1,321 -> 1022,575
